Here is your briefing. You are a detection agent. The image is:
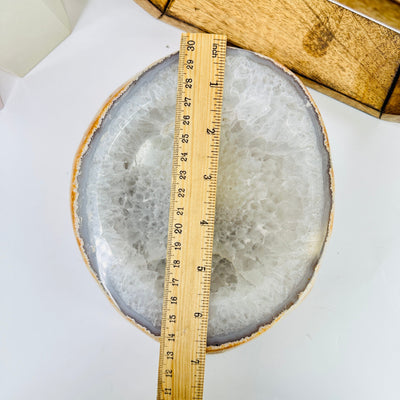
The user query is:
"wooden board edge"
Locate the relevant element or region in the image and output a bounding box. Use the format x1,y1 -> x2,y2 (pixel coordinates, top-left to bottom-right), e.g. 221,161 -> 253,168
381,113 -> 400,122
133,0 -> 164,18
381,65 -> 400,121
160,12 -> 203,32
296,74 -> 381,118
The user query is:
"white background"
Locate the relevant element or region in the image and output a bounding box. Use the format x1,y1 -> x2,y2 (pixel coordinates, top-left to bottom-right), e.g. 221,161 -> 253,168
1,0 -> 400,399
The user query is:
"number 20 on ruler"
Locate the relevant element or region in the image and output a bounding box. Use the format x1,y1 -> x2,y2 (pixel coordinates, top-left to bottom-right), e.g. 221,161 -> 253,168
157,33 -> 227,400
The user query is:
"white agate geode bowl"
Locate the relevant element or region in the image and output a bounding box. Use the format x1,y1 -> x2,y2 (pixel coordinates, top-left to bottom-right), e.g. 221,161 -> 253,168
71,47 -> 334,351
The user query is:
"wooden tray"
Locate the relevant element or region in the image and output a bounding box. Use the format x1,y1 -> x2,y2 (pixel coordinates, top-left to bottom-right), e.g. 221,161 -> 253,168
135,0 -> 400,121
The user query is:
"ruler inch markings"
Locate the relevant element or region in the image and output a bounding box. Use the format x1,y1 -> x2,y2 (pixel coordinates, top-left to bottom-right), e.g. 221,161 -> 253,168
157,33 -> 226,400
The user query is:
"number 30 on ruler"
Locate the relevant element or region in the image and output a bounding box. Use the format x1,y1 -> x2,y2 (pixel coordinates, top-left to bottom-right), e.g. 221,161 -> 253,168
156,33 -> 227,400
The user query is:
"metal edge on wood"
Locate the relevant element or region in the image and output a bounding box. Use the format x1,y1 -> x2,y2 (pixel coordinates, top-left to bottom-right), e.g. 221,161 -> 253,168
337,0 -> 400,31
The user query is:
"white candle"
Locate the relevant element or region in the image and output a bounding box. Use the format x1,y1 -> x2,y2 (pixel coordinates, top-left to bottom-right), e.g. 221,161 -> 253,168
0,0 -> 71,76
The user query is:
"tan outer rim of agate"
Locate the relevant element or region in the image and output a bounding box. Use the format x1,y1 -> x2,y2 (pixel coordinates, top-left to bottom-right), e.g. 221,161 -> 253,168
71,49 -> 335,353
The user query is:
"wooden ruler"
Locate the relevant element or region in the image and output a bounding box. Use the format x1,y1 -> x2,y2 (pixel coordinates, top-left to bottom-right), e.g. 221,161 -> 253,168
157,33 -> 227,400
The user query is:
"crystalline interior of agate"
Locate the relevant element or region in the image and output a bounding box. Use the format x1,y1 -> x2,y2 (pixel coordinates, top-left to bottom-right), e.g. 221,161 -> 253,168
77,48 -> 332,346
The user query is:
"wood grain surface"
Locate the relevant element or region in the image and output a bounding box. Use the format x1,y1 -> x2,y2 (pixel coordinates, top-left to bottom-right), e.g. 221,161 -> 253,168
135,0 -> 400,121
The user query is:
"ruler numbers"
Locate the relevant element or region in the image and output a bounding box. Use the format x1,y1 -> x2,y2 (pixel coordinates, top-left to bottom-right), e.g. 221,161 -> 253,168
157,33 -> 226,400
